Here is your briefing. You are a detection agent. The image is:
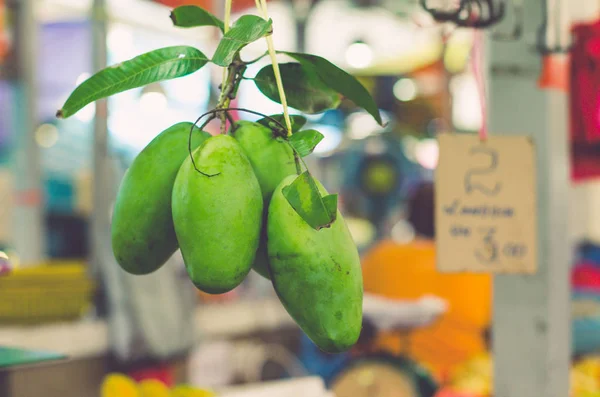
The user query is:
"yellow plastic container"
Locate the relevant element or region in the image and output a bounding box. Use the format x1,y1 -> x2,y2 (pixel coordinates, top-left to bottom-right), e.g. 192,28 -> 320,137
0,262 -> 95,324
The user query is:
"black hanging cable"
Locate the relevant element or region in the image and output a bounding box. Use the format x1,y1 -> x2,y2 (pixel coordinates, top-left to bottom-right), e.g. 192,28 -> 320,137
537,0 -> 571,53
492,0 -> 523,41
420,0 -> 506,28
419,0 -> 464,23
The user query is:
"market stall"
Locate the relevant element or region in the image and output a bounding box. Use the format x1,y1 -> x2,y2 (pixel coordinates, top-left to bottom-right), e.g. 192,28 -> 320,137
1,0 -> 600,396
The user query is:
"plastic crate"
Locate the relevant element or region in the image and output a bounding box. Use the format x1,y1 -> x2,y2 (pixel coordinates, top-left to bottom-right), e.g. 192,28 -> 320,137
0,262 -> 95,324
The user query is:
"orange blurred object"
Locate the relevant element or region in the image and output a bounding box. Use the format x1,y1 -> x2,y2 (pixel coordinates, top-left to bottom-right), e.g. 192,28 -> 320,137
361,240 -> 492,378
435,389 -> 483,397
538,53 -> 569,92
154,0 -> 262,13
196,288 -> 238,303
0,0 -> 7,61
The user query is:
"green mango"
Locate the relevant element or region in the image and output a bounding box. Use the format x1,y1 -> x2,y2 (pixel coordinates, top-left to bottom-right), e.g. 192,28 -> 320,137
268,175 -> 363,353
250,213 -> 271,279
172,134 -> 263,293
231,121 -> 296,279
231,121 -> 296,201
111,122 -> 210,275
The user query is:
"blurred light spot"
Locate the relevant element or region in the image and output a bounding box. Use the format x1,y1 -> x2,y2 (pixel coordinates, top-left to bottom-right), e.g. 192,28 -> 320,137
108,25 -> 135,57
345,42 -> 373,69
140,92 -> 168,114
168,72 -> 210,105
110,106 -> 181,152
348,112 -> 381,140
313,125 -> 343,155
415,138 -> 439,169
35,124 -> 59,148
363,162 -> 396,194
393,78 -> 418,102
109,113 -> 145,150
304,113 -> 323,122
345,217 -> 376,248
391,219 -> 415,244
365,138 -> 387,155
76,73 -> 90,86
416,72 -> 443,97
450,73 -> 482,131
75,103 -> 96,123
402,135 -> 419,162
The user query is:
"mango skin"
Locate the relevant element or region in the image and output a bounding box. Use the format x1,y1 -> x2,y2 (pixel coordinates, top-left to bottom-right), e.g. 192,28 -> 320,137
111,122 -> 210,275
232,121 -> 296,279
268,175 -> 363,353
172,135 -> 263,294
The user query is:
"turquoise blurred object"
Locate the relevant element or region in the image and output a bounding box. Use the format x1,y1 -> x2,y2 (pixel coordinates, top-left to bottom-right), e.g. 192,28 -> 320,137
572,291 -> 600,355
0,347 -> 66,368
572,242 -> 600,355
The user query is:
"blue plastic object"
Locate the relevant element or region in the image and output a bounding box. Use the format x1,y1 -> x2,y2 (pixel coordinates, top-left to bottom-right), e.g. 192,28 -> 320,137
572,291 -> 600,355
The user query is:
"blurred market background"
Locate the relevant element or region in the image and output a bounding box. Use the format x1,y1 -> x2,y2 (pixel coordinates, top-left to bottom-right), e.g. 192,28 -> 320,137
0,0 -> 600,396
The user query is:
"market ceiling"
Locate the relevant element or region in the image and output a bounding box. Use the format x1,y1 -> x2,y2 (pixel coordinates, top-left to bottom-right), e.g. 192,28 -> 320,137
153,0 -> 258,13
149,0 -> 473,76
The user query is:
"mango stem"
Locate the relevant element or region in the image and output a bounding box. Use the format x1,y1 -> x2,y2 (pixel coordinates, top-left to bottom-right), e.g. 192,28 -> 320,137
217,0 -> 234,134
256,0 -> 293,137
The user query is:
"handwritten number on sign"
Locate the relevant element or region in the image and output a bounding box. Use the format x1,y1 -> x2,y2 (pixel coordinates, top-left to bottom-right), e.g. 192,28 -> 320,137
464,146 -> 501,196
475,227 -> 498,264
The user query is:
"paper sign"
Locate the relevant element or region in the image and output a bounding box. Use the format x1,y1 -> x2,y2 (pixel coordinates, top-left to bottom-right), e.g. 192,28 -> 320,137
435,134 -> 537,274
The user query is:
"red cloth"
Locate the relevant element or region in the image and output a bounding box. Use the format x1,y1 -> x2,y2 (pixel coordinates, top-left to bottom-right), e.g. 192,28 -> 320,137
572,262 -> 600,290
127,365 -> 174,387
571,20 -> 600,181
571,20 -> 600,143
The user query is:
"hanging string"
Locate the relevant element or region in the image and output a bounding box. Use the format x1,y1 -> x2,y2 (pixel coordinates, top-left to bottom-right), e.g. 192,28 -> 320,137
218,0 -> 233,108
255,0 -> 293,136
255,0 -> 265,15
224,0 -> 232,33
471,29 -> 488,141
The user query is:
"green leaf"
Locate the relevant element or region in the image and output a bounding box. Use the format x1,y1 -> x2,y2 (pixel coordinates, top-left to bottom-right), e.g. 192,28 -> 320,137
170,5 -> 224,31
282,171 -> 337,230
254,63 -> 341,114
57,46 -> 208,119
257,114 -> 307,133
212,15 -> 272,67
322,194 -> 338,216
279,51 -> 383,125
288,129 -> 324,157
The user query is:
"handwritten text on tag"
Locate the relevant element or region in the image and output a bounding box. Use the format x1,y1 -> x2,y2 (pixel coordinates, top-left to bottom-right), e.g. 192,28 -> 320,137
435,134 -> 537,274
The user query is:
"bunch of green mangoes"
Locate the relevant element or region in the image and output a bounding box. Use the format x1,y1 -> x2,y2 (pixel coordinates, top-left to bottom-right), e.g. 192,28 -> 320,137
111,120 -> 363,353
